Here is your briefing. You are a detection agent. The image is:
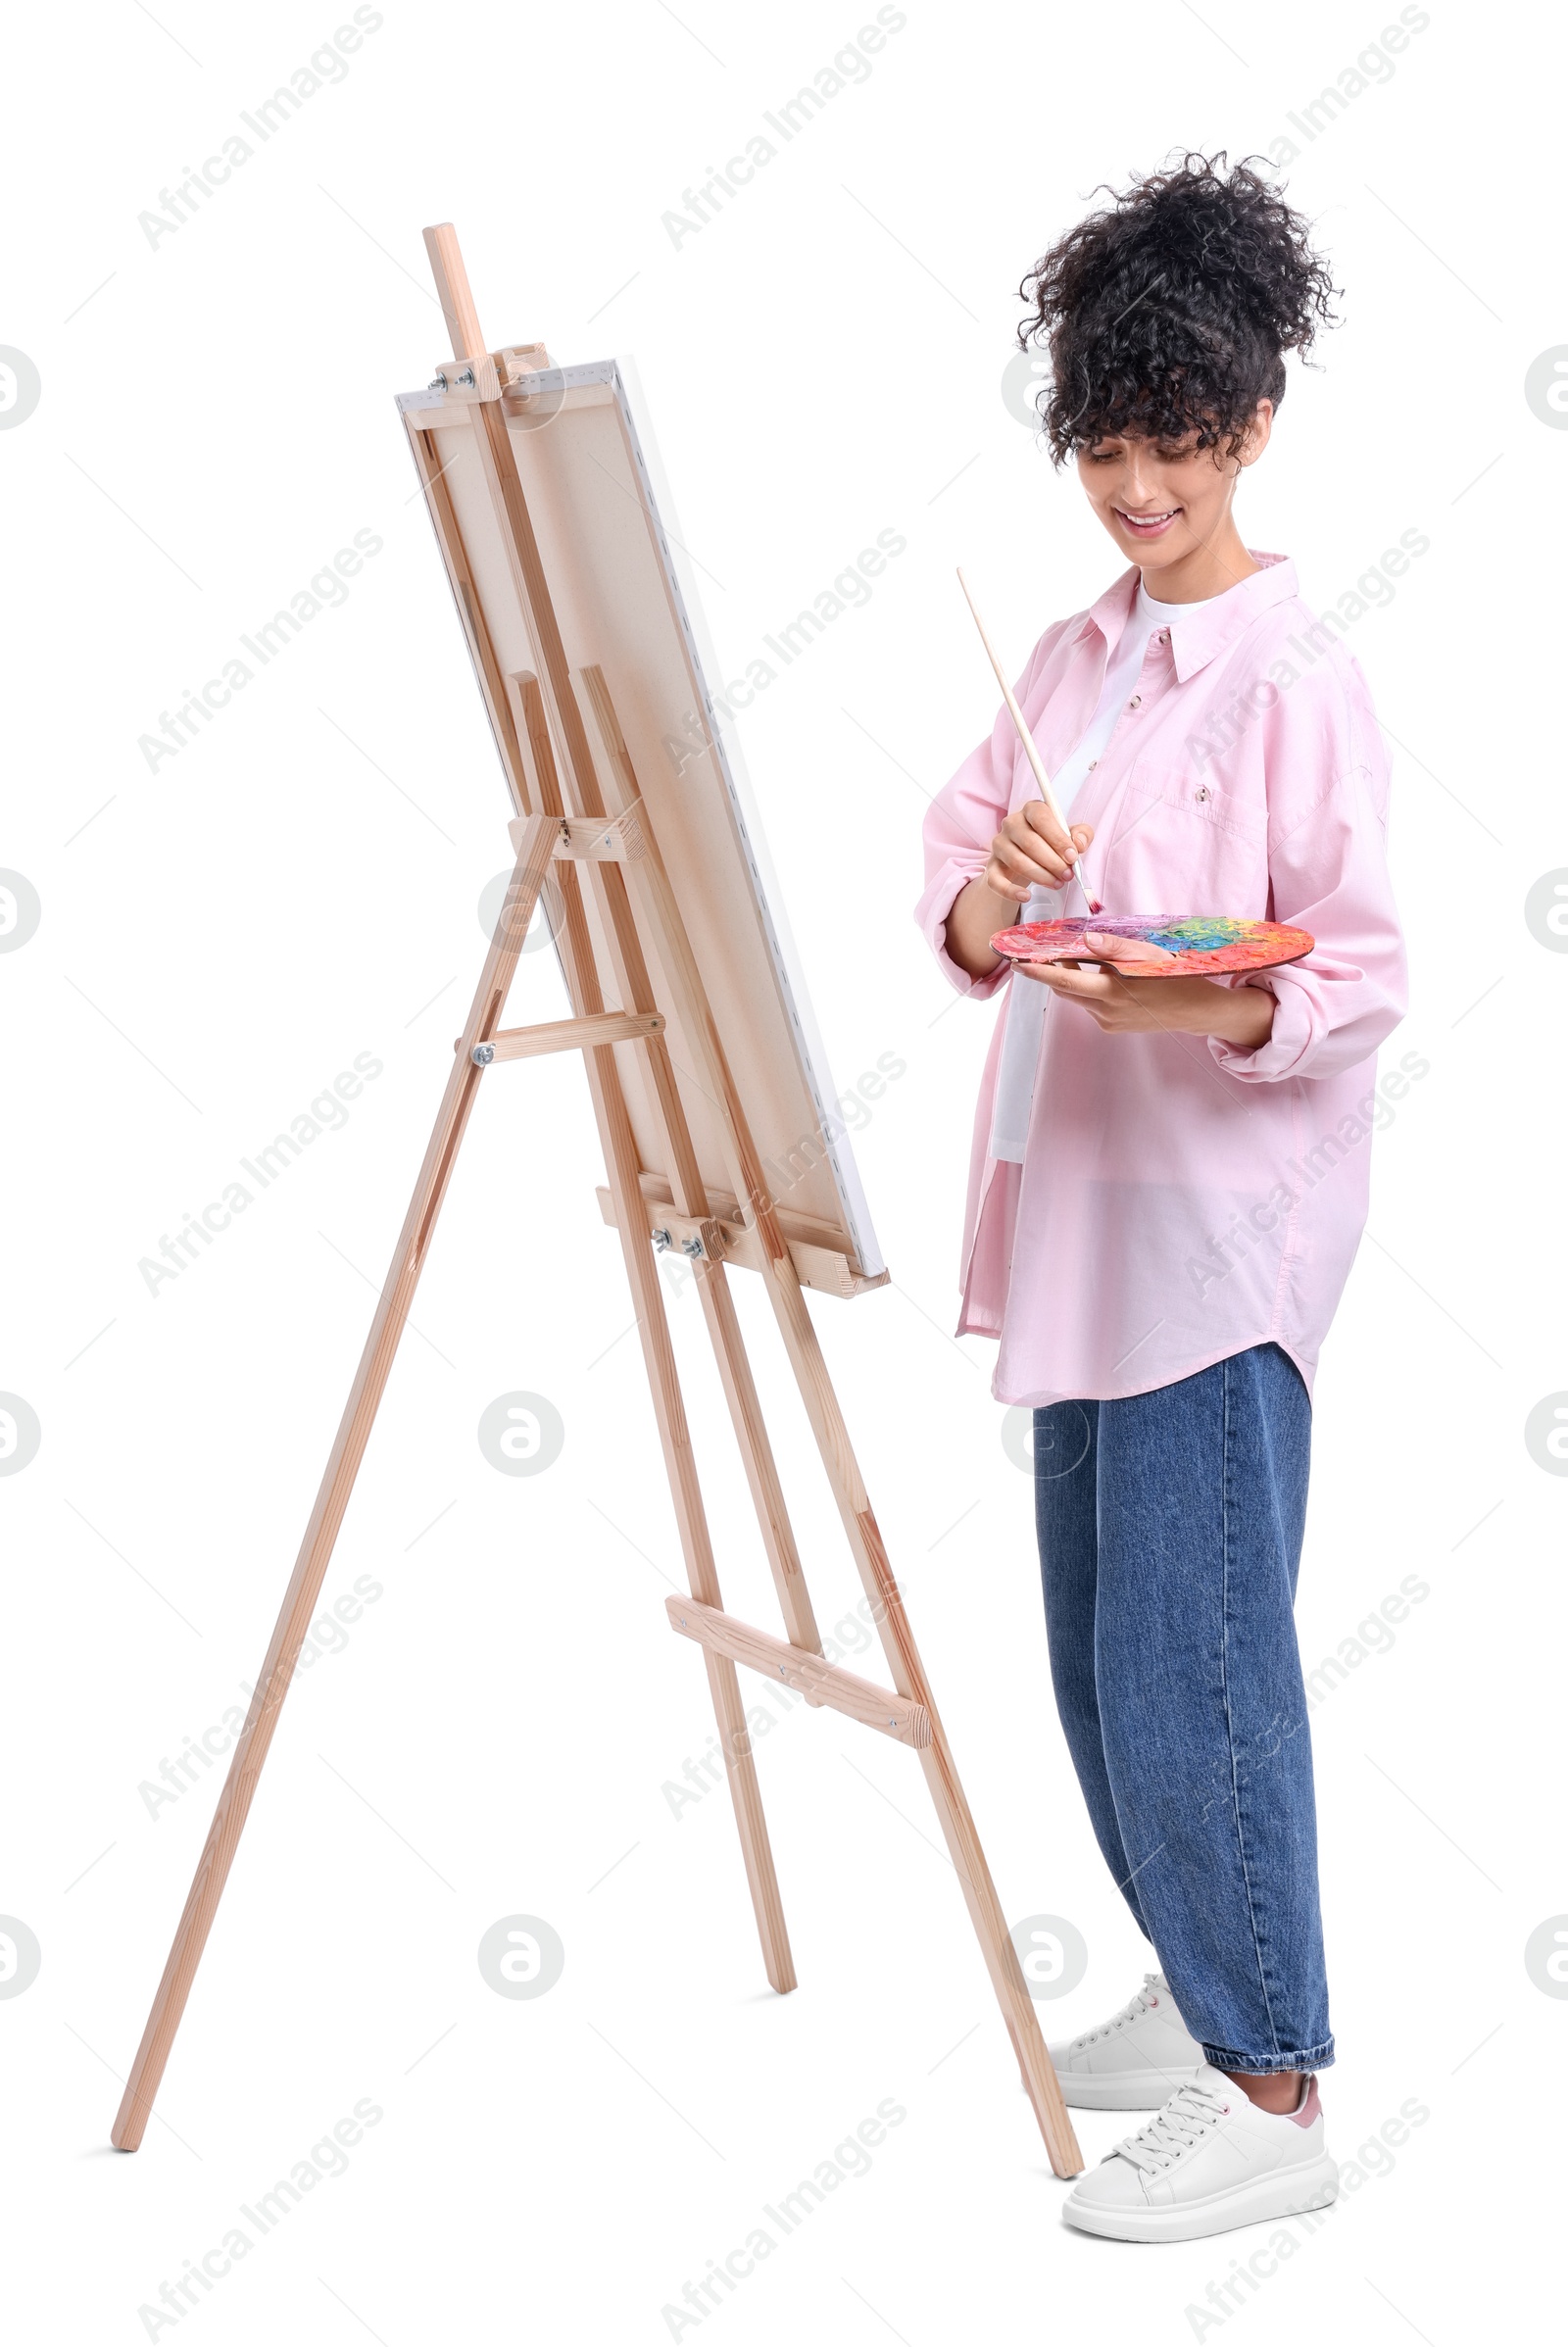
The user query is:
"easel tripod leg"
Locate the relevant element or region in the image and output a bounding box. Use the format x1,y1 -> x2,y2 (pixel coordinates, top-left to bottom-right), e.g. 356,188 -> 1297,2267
767,1276 -> 1084,2175
580,1042 -> 796,1993
110,818 -> 559,2150
500,673 -> 798,1994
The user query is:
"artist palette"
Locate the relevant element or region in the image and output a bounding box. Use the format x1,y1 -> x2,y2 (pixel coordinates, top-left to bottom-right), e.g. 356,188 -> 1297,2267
989,914 -> 1315,978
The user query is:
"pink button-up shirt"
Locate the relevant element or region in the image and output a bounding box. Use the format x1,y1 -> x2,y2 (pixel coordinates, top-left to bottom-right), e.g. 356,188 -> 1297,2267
914,553 -> 1408,1406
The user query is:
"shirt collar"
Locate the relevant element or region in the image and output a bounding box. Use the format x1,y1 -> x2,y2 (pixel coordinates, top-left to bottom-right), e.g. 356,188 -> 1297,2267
1082,551 -> 1298,684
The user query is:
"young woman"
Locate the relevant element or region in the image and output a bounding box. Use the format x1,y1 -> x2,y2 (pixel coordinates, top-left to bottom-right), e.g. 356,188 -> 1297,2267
915,154 -> 1407,2243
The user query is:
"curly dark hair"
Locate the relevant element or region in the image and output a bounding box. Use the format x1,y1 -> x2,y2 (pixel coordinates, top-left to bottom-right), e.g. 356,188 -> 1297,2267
1017,151 -> 1340,467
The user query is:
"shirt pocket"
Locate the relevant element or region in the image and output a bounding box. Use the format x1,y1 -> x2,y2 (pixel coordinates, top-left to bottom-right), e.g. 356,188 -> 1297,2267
1101,765 -> 1271,914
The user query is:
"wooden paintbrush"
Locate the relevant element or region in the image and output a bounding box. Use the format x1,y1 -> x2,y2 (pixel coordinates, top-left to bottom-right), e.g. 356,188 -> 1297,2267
956,567 -> 1103,917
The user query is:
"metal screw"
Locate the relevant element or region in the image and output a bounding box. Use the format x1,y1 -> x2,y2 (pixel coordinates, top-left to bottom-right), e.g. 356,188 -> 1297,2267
429,370 -> 449,391
457,367 -> 475,388
470,1042 -> 495,1065
680,1236 -> 704,1258
652,1227 -> 672,1251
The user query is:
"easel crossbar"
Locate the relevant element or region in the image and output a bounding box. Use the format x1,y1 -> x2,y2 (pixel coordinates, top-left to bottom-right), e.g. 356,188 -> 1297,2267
666,1596 -> 932,1748
457,1009 -> 663,1063
514,809 -> 646,863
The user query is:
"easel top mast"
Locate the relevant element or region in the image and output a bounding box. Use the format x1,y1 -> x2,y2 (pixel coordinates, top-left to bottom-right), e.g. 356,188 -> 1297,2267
422,222 -> 486,364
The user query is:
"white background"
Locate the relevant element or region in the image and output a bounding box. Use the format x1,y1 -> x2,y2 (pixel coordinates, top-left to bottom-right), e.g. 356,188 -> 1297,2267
3,2 -> 1563,2340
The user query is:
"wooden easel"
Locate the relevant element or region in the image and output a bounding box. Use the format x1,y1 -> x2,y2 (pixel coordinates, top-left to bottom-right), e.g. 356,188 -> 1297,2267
111,227 -> 1083,2179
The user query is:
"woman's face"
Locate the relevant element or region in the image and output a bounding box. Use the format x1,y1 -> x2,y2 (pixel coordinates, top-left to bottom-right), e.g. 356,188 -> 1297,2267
1075,403 -> 1272,584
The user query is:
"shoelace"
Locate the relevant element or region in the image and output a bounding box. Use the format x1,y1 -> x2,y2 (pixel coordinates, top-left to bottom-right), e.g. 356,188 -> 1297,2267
1068,1971 -> 1166,2051
1112,2076 -> 1233,2176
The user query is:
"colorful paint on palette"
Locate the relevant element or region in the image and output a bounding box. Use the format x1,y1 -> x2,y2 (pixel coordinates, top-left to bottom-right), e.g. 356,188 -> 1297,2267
987,914 -> 1315,980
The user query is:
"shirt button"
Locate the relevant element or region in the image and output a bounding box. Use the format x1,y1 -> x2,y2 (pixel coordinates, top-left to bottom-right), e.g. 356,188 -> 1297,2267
1128,694 -> 1141,709
1195,785 -> 1210,802
1087,758 -> 1097,769
1158,630 -> 1169,644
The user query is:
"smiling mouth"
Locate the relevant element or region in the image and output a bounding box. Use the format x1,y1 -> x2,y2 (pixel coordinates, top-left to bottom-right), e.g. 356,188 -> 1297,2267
1114,506 -> 1182,536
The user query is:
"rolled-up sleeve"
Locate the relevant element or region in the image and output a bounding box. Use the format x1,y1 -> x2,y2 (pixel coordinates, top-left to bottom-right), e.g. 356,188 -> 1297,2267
914,852 -> 1012,1001
1209,683 -> 1407,1084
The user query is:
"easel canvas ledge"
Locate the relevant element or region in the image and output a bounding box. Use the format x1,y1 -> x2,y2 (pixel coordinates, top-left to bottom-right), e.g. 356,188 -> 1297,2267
108,223 -> 1084,2181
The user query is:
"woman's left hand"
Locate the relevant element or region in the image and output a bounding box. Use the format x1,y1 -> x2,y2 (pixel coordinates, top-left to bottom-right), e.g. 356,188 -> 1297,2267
1012,931 -> 1277,1047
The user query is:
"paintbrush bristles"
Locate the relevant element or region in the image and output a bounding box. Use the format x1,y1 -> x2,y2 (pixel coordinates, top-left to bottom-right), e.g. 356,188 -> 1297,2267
956,567 -> 1102,917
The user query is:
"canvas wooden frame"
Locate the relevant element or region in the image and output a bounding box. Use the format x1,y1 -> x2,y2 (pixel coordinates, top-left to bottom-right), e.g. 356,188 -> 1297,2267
397,329 -> 885,1295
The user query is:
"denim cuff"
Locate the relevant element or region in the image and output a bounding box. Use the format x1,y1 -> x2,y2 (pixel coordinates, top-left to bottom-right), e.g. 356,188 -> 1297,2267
1202,2036 -> 1335,2076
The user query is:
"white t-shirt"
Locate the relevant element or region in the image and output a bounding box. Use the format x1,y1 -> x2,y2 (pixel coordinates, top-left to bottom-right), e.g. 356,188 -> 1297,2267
988,581 -> 1225,1162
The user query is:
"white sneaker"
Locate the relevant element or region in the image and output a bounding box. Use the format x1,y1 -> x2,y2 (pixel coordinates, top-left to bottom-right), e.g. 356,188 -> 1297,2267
1048,1971 -> 1204,2109
1062,2063 -> 1339,2243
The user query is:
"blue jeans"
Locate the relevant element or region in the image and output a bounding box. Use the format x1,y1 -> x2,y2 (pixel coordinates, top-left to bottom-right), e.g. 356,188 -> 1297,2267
1033,1343 -> 1333,2074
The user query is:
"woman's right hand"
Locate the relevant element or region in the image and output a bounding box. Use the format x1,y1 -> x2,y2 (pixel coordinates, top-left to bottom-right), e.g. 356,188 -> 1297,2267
983,805 -> 1095,904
